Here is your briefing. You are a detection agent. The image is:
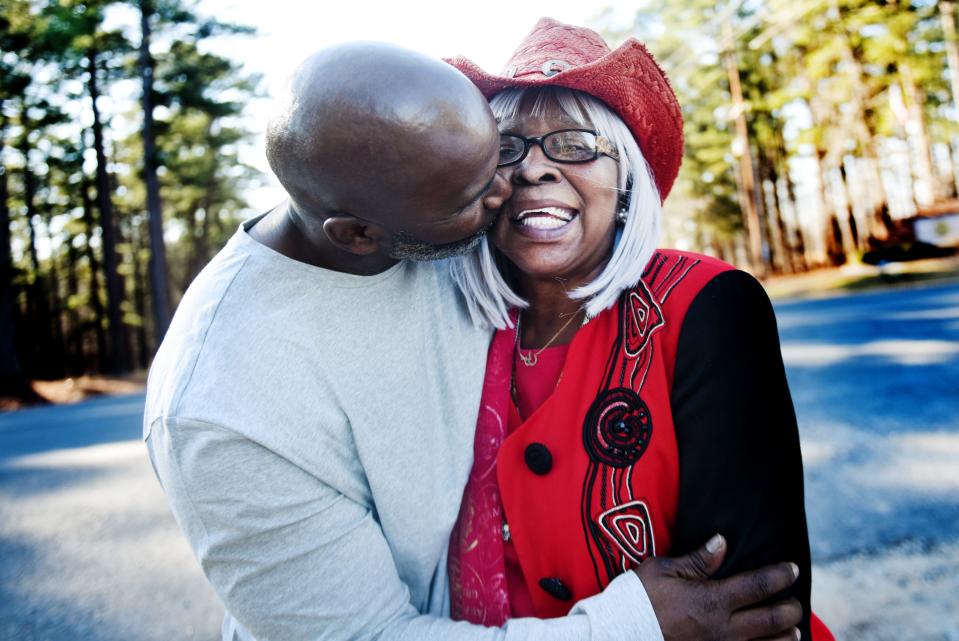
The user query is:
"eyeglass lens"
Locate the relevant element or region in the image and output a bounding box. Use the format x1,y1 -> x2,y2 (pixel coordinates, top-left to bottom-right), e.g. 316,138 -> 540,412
498,130 -> 599,166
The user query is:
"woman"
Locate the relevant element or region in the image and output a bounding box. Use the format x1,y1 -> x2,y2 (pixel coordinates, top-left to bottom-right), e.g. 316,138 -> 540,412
445,18 -> 832,640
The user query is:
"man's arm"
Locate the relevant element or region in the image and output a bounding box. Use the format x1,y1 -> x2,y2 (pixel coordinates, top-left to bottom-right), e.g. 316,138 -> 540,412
669,269 -> 813,640
146,413 -> 802,641
146,415 -> 656,641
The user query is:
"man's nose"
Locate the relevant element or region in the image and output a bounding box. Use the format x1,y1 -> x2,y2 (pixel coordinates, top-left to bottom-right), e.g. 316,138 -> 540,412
481,170 -> 513,210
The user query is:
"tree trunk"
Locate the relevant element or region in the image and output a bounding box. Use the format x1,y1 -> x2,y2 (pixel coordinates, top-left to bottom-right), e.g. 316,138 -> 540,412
900,62 -> 940,206
793,224 -> 808,271
191,196 -> 213,283
782,166 -> 808,272
139,0 -> 172,347
832,0 -> 890,233
767,160 -> 794,274
826,215 -> 845,266
758,151 -> 787,273
184,198 -> 199,281
773,128 -> 805,272
838,162 -> 861,250
17,114 -> 53,378
754,155 -> 775,274
940,1 -> 959,196
197,204 -> 211,273
128,217 -> 151,370
80,164 -> 109,374
65,237 -> 85,375
816,151 -> 857,263
0,117 -> 28,396
44,224 -> 67,379
950,138 -> 959,199
722,18 -> 765,277
36,163 -> 67,378
87,47 -> 131,373
941,1 -> 959,117
18,124 -> 40,275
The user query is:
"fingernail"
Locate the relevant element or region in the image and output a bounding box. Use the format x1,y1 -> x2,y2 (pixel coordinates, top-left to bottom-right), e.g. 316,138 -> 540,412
706,534 -> 724,553
789,562 -> 800,578
794,627 -> 801,640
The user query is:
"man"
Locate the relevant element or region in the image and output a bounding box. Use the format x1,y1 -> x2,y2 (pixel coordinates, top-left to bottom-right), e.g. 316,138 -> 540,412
145,42 -> 803,641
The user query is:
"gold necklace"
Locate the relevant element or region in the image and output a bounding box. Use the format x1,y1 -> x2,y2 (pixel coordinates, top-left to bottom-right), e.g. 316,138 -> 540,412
515,310 -> 581,367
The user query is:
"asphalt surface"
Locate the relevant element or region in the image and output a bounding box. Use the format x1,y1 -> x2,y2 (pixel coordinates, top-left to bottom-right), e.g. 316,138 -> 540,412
1,281 -> 957,641
776,282 -> 959,640
0,394 -> 222,641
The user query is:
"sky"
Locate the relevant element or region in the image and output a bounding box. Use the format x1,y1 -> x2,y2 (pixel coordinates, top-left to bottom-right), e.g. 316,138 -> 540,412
189,0 -> 639,213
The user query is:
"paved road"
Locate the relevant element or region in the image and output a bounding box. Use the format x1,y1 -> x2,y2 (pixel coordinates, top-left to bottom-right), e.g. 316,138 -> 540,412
1,281 -> 957,641
776,282 -> 959,640
0,393 -> 222,641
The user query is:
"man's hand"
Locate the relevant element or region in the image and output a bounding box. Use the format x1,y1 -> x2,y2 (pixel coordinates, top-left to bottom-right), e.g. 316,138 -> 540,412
634,534 -> 802,641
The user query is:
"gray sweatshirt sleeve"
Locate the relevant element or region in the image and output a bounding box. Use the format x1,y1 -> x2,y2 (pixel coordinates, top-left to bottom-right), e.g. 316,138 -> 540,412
145,416 -> 664,641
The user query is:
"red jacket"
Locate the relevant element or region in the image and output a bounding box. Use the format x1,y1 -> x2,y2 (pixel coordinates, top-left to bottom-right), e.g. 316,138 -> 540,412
493,249 -> 833,640
497,250 -> 731,612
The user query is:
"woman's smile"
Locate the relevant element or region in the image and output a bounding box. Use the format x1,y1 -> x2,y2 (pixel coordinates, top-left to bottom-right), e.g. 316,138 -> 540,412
510,202 -> 579,237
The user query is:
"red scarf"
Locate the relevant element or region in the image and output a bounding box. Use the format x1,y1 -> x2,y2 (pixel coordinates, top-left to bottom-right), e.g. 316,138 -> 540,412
447,319 -> 516,625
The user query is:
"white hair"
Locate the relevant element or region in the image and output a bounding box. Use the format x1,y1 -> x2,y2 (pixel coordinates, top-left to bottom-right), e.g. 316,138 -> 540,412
450,86 -> 663,329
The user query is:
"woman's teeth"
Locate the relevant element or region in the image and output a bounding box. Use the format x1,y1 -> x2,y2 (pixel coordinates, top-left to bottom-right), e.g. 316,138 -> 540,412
515,207 -> 576,229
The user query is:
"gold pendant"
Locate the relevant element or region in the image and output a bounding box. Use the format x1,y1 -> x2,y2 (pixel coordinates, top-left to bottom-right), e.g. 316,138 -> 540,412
519,351 -> 538,367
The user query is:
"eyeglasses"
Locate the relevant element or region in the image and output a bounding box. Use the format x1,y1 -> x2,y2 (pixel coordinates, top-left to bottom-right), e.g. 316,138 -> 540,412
497,128 -> 619,167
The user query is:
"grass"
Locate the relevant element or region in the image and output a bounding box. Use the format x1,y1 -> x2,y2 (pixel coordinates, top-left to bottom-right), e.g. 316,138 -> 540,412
762,256 -> 959,300
0,372 -> 146,412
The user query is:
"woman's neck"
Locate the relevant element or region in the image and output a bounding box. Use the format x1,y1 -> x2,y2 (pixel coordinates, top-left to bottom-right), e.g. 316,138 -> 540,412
517,276 -> 586,349
514,244 -> 617,349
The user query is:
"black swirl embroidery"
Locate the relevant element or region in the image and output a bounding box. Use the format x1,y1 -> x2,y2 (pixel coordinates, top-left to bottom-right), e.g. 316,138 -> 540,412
582,387 -> 652,468
624,284 -> 664,358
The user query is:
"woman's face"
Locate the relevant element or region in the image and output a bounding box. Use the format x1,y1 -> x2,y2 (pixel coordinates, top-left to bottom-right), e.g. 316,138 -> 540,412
491,107 -> 620,289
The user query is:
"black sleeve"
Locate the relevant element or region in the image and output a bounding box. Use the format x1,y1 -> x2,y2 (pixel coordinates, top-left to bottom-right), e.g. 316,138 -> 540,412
669,269 -> 812,639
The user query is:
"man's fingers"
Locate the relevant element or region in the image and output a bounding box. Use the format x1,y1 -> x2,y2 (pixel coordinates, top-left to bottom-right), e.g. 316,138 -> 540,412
729,598 -> 802,638
669,533 -> 727,579
717,561 -> 799,609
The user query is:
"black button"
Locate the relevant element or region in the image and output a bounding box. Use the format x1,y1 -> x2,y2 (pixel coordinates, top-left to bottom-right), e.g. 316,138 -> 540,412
524,443 -> 552,475
538,577 -> 572,601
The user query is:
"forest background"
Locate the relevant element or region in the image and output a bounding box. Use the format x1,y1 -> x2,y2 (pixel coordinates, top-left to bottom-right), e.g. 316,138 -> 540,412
2,0 -> 956,395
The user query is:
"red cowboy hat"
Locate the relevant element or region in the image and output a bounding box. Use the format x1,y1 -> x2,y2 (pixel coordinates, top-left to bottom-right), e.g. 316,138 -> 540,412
447,17 -> 683,200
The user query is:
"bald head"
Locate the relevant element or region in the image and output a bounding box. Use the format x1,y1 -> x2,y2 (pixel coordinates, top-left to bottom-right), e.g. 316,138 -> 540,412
266,42 -> 499,227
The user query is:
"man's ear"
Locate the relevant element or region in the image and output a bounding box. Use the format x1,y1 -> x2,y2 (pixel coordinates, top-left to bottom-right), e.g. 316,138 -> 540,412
322,215 -> 389,256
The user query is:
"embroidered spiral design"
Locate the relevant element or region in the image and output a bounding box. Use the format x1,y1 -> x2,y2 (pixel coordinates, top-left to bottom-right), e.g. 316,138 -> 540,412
582,387 -> 652,467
